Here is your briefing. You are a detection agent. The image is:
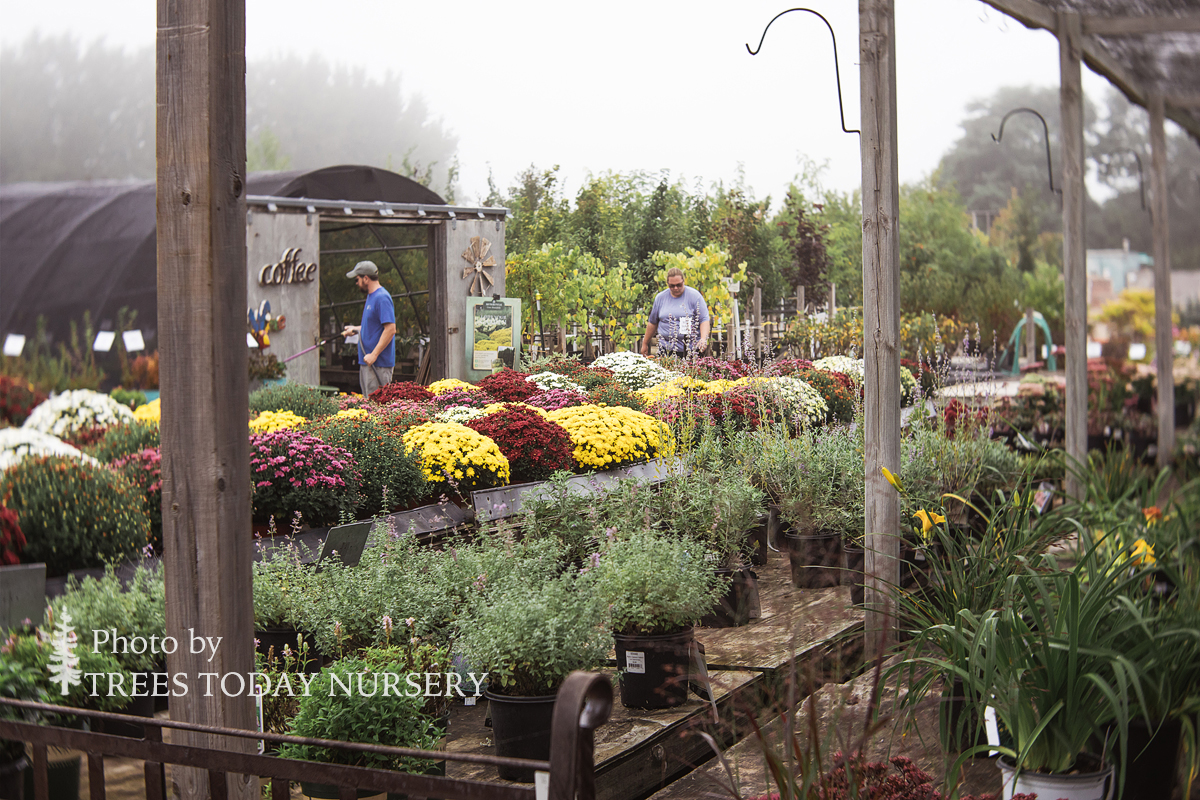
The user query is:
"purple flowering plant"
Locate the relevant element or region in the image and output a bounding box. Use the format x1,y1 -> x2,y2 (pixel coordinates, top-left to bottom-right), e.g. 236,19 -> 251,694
433,388 -> 495,411
249,429 -> 362,526
525,388 -> 590,412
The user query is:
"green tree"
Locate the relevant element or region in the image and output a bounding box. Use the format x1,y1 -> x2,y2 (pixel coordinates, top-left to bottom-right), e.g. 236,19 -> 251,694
775,186 -> 831,305
817,189 -> 864,307
247,128 -> 292,172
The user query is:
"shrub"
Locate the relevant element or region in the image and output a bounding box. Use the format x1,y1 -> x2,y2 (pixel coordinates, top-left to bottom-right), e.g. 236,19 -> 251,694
50,564 -> 166,673
526,371 -> 586,394
1,456 -> 150,575
375,401 -> 437,436
249,430 -> 361,526
402,422 -> 510,499
588,378 -> 646,411
89,421 -> 160,463
368,382 -> 434,404
0,376 -> 45,426
476,368 -> 538,402
109,448 -> 163,553
708,387 -> 764,432
0,504 -> 25,565
466,404 -> 575,483
110,388 -> 146,410
337,392 -> 371,411
545,404 -> 670,471
249,382 -> 337,420
525,388 -> 590,411
434,405 -> 487,424
794,369 -> 856,423
22,389 -> 135,442
304,415 -> 425,515
126,352 -> 159,390
764,357 -> 813,377
0,428 -> 96,472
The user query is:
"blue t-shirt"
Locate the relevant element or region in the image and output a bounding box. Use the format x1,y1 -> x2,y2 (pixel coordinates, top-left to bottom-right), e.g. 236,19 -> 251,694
359,286 -> 396,368
648,286 -> 710,352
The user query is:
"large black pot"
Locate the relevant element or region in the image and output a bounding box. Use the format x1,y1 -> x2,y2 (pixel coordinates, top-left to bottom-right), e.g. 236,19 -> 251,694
1115,717 -> 1183,800
842,544 -> 865,606
97,673 -> 159,738
613,627 -> 694,710
747,516 -> 769,566
700,569 -> 757,628
1,755 -> 28,800
484,691 -> 556,782
784,530 -> 841,589
21,752 -> 80,800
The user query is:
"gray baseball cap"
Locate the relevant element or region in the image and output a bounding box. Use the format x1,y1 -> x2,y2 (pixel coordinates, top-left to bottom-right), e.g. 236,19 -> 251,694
346,260 -> 379,279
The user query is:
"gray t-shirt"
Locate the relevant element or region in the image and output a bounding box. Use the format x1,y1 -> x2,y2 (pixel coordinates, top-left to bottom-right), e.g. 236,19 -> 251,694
648,286 -> 710,351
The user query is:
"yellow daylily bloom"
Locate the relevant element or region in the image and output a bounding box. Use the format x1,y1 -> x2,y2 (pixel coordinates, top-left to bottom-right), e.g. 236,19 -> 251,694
913,509 -> 944,536
881,467 -> 903,493
1130,538 -> 1156,567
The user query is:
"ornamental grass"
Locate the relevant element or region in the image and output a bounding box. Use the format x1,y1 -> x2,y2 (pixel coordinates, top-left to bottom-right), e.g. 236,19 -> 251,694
545,404 -> 671,471
466,404 -> 574,483
402,422 -> 510,498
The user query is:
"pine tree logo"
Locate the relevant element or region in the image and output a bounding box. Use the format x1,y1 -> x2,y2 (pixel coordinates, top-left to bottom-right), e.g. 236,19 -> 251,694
47,610 -> 82,695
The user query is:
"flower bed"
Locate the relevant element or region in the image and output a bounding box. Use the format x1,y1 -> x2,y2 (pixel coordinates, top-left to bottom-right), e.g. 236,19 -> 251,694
525,388 -> 590,411
591,352 -> 676,391
369,382 -> 435,404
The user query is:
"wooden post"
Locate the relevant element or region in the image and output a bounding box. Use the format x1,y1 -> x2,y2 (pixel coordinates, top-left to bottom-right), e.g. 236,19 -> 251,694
156,1 -> 257,799
1149,94 -> 1175,466
829,283 -> 837,319
426,225 -> 448,381
859,0 -> 901,655
1025,307 -> 1036,364
1059,10 -> 1087,500
796,284 -> 805,315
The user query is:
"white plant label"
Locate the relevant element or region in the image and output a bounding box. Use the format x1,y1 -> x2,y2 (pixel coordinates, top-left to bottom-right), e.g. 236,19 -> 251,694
625,651 -> 646,674
123,329 -> 146,352
3,334 -> 25,357
464,696 -> 477,706
678,317 -> 692,336
534,771 -> 549,800
984,705 -> 1000,756
93,331 -> 116,353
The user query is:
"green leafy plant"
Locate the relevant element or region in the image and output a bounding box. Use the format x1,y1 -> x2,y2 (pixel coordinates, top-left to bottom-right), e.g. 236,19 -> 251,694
304,414 -> 425,516
50,564 -> 166,673
593,530 -> 723,635
454,569 -> 610,696
2,619 -> 131,716
249,429 -> 361,527
1,455 -> 150,575
657,470 -> 764,567
109,387 -> 146,410
87,421 -> 160,464
249,381 -> 337,420
253,536 -> 318,631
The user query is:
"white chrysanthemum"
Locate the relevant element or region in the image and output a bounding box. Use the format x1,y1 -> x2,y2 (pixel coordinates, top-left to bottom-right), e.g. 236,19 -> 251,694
812,356 -> 865,381
22,390 -> 135,439
772,377 -> 829,425
0,428 -> 99,471
590,352 -> 678,391
525,372 -> 586,395
434,405 -> 487,424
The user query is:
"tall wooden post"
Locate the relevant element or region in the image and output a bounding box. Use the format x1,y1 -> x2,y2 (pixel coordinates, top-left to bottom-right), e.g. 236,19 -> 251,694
1149,94 -> 1175,466
1025,307 -> 1036,364
752,283 -> 763,356
859,0 -> 901,655
829,283 -> 837,319
796,284 -> 805,315
1058,11 -> 1087,500
156,1 -> 256,798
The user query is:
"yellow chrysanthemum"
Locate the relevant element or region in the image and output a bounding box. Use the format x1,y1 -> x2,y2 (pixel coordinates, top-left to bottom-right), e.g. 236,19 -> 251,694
427,378 -> 475,395
546,404 -> 672,471
250,409 -> 307,433
334,408 -> 370,420
132,397 -> 162,424
700,379 -> 739,395
401,421 -> 510,491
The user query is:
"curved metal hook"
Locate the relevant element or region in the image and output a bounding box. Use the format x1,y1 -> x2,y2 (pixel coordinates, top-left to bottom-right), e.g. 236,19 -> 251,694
991,107 -> 1061,197
746,8 -> 860,136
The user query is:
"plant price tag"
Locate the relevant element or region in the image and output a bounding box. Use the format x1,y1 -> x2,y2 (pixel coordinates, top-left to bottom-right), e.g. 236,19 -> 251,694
625,651 -> 646,674
464,696 -> 476,706
535,771 -> 549,800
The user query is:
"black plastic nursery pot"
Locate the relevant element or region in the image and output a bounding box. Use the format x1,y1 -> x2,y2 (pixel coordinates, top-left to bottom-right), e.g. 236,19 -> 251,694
785,530 -> 841,589
300,761 -> 446,800
842,544 -> 865,606
700,569 -> 757,628
484,690 -> 557,783
613,627 -> 694,710
747,516 -> 769,566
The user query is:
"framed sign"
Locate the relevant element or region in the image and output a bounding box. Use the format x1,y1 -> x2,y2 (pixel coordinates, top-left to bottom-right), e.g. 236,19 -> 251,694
465,296 -> 521,379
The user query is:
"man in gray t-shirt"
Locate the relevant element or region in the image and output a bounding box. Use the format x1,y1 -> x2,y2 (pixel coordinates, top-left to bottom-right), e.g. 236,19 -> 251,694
640,267 -> 711,356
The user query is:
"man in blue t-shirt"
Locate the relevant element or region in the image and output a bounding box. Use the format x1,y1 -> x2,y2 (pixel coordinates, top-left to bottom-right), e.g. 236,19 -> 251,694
342,261 -> 396,396
640,267 -> 711,357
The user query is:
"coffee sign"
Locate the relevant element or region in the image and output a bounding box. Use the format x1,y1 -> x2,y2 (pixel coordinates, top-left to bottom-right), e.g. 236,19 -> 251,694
259,248 -> 317,286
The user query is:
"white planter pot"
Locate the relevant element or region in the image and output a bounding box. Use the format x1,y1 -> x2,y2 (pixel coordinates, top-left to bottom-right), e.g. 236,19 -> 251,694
998,756 -> 1115,800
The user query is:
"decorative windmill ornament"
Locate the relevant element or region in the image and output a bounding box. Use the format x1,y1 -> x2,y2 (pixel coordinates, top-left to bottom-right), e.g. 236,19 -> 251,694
461,236 -> 496,296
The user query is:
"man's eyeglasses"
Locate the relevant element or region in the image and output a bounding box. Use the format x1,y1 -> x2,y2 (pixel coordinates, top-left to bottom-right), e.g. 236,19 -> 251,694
667,282 -> 684,289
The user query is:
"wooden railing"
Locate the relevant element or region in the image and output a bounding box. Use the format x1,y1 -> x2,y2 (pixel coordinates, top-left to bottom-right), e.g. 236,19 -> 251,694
0,671 -> 612,800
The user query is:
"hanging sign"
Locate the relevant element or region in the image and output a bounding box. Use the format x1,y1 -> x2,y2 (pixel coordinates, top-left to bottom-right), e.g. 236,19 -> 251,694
465,297 -> 521,376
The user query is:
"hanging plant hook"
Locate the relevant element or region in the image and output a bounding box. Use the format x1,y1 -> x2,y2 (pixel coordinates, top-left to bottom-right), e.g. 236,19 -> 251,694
991,107 -> 1061,197
747,8 -> 860,136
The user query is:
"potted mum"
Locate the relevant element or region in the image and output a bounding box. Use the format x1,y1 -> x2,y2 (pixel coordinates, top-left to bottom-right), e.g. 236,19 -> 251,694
249,429 -> 362,527
592,531 -> 723,709
401,421 -> 510,502
454,570 -> 610,782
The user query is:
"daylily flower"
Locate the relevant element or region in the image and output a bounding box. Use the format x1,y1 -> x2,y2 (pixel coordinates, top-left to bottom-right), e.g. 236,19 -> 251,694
1131,538 -> 1156,567
1142,506 -> 1163,526
913,509 -> 945,537
881,467 -> 903,493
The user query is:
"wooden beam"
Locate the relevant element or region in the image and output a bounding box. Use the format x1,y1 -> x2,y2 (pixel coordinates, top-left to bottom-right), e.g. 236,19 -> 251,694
979,0 -> 1055,31
859,0 -> 900,656
156,1 -> 257,799
1059,10 -> 1088,501
1084,14 -> 1200,36
1149,95 -> 1175,467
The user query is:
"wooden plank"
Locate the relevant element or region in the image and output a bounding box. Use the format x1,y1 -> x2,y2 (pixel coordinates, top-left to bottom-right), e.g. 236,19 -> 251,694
1059,10 -> 1088,501
1149,95 -> 1175,467
1083,14 -> 1200,36
156,1 -> 257,798
428,223 -> 449,381
858,0 -> 901,656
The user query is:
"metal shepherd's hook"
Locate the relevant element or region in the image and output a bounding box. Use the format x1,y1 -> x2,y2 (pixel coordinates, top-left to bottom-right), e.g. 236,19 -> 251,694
991,107 -> 1062,197
747,8 -> 860,136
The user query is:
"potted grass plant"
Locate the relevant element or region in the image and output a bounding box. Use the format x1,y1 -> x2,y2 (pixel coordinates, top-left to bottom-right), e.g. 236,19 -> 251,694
592,530 -> 723,709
